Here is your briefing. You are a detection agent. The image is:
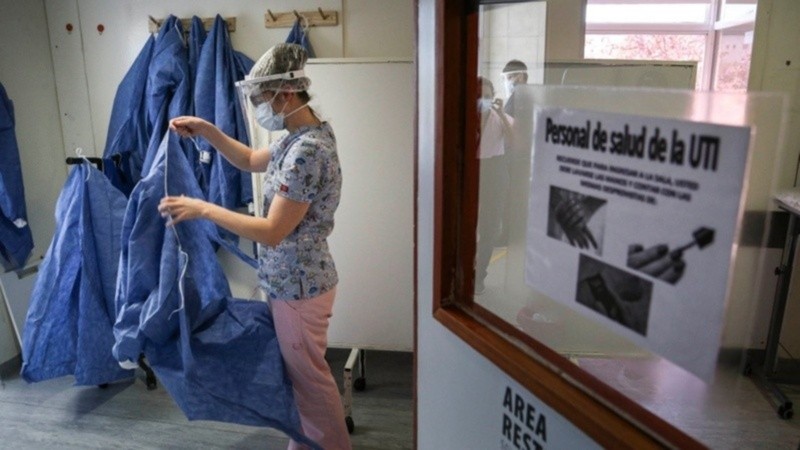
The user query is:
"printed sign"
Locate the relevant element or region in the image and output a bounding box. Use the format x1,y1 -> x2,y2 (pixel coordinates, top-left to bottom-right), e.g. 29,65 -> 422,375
499,383 -> 600,450
525,107 -> 751,381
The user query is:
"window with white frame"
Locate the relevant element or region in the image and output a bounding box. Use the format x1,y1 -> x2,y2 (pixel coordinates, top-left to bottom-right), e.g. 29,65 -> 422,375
584,0 -> 757,91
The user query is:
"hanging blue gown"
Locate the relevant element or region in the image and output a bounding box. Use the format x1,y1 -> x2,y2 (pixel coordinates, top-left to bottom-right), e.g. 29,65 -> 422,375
188,16 -> 207,95
0,83 -> 34,271
194,14 -> 253,238
184,16 -> 208,186
141,15 -> 191,177
21,163 -> 133,385
285,19 -> 316,58
101,35 -> 155,196
113,132 -> 318,449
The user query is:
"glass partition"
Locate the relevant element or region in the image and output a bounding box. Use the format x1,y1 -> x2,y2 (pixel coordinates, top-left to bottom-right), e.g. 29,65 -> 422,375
433,0 -> 798,446
473,82 -> 792,445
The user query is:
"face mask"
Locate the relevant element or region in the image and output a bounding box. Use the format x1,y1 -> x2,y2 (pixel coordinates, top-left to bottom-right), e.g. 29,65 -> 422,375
504,79 -> 515,98
254,95 -> 310,131
255,101 -> 284,131
477,98 -> 492,112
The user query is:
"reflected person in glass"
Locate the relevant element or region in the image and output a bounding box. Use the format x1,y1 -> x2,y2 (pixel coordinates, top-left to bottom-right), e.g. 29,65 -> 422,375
475,77 -> 514,295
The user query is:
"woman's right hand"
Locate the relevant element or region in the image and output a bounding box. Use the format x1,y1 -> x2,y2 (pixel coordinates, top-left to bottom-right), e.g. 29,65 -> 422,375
169,116 -> 213,139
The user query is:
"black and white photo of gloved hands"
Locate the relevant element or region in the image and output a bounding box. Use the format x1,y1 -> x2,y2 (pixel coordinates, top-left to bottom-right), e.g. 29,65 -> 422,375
552,193 -> 602,250
627,243 -> 685,284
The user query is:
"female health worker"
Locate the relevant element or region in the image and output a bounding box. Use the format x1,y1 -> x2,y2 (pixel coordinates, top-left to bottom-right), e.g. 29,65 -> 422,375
158,43 -> 351,450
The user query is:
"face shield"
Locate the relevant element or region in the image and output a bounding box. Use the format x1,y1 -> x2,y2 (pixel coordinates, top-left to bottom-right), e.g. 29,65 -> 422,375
501,70 -> 527,97
235,70 -> 311,145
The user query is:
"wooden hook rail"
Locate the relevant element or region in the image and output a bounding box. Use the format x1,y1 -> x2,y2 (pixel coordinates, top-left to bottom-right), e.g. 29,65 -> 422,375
264,9 -> 338,28
148,16 -> 237,34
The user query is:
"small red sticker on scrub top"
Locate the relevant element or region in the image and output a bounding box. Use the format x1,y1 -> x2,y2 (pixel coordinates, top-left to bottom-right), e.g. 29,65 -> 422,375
280,184 -> 289,193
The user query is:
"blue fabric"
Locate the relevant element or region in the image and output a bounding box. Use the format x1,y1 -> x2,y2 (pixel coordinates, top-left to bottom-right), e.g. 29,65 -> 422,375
185,16 -> 208,185
285,19 -> 316,58
102,35 -> 155,195
113,133 -> 315,448
194,15 -> 254,232
141,16 -> 191,177
103,15 -> 191,194
0,83 -> 34,271
188,16 -> 207,96
21,163 -> 133,385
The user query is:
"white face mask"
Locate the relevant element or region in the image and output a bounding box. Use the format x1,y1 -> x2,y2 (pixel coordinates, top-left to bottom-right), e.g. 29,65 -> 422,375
504,79 -> 515,98
254,95 -> 309,131
254,100 -> 284,131
477,98 -> 492,112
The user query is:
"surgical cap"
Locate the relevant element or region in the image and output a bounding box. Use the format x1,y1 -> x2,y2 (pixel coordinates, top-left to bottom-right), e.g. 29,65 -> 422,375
502,59 -> 527,74
248,43 -> 311,92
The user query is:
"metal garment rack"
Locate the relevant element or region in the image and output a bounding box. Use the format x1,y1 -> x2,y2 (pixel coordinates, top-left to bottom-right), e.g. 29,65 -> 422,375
745,192 -> 800,419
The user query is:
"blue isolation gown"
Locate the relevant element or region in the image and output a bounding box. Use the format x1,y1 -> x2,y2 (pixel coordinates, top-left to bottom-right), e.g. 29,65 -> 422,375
194,14 -> 254,229
21,163 -> 133,385
187,16 -> 207,97
0,83 -> 34,270
285,19 -> 316,58
141,15 -> 191,177
101,35 -> 155,195
184,16 -> 208,184
113,132 -> 318,449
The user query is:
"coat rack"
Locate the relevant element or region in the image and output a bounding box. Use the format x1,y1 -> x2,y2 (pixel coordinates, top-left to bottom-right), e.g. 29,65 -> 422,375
65,156 -> 103,171
147,16 -> 237,34
264,8 -> 338,28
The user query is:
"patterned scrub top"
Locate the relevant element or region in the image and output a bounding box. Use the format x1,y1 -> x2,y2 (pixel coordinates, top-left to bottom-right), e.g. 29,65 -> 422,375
259,122 -> 342,300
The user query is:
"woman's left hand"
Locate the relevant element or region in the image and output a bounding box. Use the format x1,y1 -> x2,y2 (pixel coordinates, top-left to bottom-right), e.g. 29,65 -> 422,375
158,195 -> 208,226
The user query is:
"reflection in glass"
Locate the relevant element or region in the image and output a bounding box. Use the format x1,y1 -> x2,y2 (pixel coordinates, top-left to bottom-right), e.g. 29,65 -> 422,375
475,1 -> 546,308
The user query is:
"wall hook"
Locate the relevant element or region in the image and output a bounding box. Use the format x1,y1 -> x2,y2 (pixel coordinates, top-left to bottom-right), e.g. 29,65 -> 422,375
264,9 -> 338,28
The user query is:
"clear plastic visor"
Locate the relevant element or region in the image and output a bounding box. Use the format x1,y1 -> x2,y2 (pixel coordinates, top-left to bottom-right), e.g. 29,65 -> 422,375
235,69 -> 308,143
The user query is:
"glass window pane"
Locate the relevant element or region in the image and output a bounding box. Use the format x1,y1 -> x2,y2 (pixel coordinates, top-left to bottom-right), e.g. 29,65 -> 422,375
476,2 -> 547,301
585,34 -> 706,89
713,32 -> 753,92
586,4 -> 710,25
719,3 -> 758,23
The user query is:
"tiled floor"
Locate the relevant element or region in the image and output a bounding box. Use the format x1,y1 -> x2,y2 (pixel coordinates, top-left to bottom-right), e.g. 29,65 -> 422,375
0,349 -> 413,449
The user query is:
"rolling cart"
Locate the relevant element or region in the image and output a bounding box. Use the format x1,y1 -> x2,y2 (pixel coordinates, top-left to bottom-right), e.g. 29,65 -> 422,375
745,190 -> 800,420
342,348 -> 366,433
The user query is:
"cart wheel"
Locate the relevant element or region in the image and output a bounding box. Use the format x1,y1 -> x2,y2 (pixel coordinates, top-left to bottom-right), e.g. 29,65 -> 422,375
145,374 -> 157,391
778,404 -> 794,420
346,416 -> 355,434
98,383 -> 109,389
354,377 -> 366,392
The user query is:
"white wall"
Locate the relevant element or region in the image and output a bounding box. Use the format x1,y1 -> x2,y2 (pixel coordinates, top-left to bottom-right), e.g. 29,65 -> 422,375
0,0 -> 67,260
545,0 -> 585,60
0,0 -> 67,362
343,0 -> 414,58
304,61 -> 415,351
748,0 -> 800,356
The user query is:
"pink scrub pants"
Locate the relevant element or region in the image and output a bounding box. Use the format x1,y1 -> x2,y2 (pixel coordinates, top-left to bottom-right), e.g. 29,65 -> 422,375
270,287 -> 352,450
